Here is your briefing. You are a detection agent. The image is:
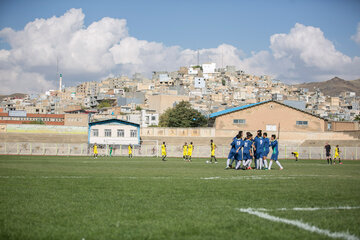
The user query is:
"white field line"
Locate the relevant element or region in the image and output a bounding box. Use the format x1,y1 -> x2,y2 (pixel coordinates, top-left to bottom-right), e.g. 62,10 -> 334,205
0,175 -> 295,180
238,208 -> 359,240
201,177 -> 221,180
250,206 -> 360,212
0,176 -> 169,179
272,206 -> 360,212
0,175 -> 357,180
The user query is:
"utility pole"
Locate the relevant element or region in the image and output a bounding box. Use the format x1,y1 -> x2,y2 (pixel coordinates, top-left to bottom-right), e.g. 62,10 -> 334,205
197,50 -> 199,66
221,48 -> 224,69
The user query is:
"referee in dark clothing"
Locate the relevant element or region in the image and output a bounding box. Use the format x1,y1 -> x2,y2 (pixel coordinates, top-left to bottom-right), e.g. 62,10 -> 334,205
325,142 -> 332,164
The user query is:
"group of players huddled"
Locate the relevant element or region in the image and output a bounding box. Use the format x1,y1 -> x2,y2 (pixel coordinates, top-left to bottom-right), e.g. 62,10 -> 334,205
225,130 -> 283,170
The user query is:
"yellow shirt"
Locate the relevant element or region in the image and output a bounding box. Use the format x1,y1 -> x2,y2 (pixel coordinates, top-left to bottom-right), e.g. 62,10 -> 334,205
335,147 -> 339,157
183,145 -> 188,155
294,152 -> 299,157
211,143 -> 215,156
161,144 -> 166,155
188,144 -> 193,156
93,145 -> 98,154
128,145 -> 132,154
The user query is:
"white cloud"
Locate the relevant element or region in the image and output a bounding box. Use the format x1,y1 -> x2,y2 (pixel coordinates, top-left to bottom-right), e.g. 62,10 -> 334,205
240,23 -> 360,83
0,66 -> 54,94
352,22 -> 360,44
270,23 -> 352,69
0,9 -> 359,94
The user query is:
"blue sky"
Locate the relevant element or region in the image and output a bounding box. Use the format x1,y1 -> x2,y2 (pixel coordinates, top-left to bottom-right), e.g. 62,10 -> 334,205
0,0 -> 360,93
1,0 -> 359,56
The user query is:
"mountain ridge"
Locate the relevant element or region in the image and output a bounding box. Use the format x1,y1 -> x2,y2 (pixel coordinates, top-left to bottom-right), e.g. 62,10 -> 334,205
293,77 -> 360,97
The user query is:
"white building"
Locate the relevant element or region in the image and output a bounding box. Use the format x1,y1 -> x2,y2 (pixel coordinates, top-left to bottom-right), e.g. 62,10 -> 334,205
194,77 -> 206,89
117,110 -> 159,127
159,74 -> 173,85
202,63 -> 216,74
89,119 -> 140,146
141,110 -> 159,127
188,67 -> 198,75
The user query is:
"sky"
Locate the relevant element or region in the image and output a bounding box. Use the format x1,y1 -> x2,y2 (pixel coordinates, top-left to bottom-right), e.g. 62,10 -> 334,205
0,0 -> 360,94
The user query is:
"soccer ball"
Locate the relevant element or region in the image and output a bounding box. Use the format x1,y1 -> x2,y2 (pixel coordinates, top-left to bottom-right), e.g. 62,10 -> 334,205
206,160 -> 210,164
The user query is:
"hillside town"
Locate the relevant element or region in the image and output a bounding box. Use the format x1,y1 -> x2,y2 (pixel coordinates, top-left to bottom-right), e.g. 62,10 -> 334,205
1,63 -> 359,127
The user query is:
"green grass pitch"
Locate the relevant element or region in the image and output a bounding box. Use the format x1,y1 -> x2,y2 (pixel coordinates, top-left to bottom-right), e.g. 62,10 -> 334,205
0,155 -> 360,240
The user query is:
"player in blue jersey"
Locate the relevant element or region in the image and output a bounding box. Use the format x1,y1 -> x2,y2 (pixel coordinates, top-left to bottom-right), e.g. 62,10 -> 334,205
254,130 -> 264,169
262,132 -> 270,170
242,132 -> 254,170
233,135 -> 244,170
226,131 -> 243,169
268,134 -> 283,170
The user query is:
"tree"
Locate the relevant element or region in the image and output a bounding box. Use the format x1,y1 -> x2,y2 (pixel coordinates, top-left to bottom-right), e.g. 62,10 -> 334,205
354,114 -> 360,122
159,101 -> 208,127
97,100 -> 112,109
136,106 -> 142,111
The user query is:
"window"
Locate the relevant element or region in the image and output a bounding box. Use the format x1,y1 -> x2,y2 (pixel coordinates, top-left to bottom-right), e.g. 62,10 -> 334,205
233,119 -> 246,124
296,121 -> 308,126
104,129 -> 112,137
151,116 -> 156,121
130,130 -> 137,138
117,129 -> 124,137
92,129 -> 99,137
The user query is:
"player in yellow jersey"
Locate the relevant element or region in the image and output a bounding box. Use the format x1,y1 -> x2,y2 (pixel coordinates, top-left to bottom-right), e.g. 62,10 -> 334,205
93,143 -> 98,159
334,145 -> 342,164
187,142 -> 194,162
209,139 -> 217,163
128,144 -> 133,158
161,142 -> 167,161
291,151 -> 299,161
183,142 -> 188,161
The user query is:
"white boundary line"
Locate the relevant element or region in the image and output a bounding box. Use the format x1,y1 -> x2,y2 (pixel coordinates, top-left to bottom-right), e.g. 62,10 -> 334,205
255,206 -> 360,212
237,208 -> 359,240
0,175 -> 357,180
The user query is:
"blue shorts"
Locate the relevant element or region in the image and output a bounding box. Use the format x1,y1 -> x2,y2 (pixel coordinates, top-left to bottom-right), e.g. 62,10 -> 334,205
271,153 -> 278,161
255,151 -> 263,159
234,152 -> 242,161
227,149 -> 236,159
263,151 -> 269,157
243,152 -> 251,160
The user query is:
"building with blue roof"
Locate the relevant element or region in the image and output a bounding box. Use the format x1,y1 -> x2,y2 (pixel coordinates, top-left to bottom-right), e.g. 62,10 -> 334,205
209,100 -> 328,132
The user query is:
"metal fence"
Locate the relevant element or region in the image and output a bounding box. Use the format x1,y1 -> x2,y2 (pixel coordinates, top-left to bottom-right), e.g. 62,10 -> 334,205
0,142 -> 359,160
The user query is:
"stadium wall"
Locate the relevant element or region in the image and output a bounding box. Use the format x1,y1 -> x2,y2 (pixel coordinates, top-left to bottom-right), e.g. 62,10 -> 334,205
0,124 -> 359,159
0,141 -> 359,160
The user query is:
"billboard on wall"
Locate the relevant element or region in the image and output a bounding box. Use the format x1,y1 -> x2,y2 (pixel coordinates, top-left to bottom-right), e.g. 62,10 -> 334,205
9,110 -> 27,117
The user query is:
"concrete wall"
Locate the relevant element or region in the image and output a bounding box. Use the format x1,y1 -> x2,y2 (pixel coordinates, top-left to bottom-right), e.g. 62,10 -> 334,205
141,127 -> 359,147
0,142 -> 359,160
4,124 -> 87,134
64,114 -> 88,126
0,124 -> 87,143
331,121 -> 360,131
214,101 -> 326,132
0,124 -> 359,158
141,127 -> 215,138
